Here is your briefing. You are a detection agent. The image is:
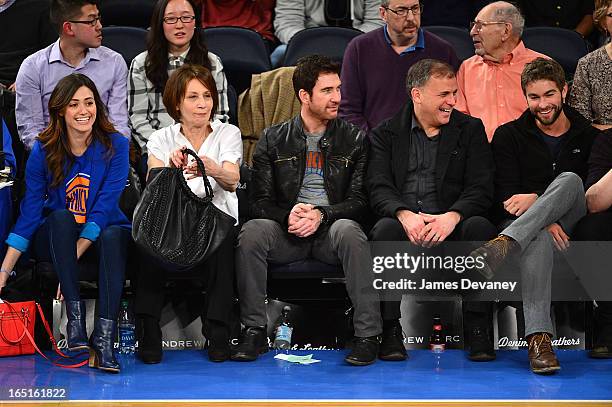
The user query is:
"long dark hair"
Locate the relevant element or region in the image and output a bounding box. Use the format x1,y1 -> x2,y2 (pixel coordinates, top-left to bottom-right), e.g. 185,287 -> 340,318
145,0 -> 212,92
38,73 -> 115,187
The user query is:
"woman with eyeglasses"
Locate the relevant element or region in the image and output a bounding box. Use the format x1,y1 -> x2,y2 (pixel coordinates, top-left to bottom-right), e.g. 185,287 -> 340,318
0,73 -> 131,373
128,0 -> 229,175
569,0 -> 612,131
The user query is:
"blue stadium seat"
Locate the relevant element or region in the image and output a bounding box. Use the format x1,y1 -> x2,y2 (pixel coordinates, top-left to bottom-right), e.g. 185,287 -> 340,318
101,27 -> 148,68
99,0 -> 155,29
227,84 -> 238,126
283,26 -> 363,67
424,26 -> 475,62
522,27 -> 589,79
201,27 -> 272,94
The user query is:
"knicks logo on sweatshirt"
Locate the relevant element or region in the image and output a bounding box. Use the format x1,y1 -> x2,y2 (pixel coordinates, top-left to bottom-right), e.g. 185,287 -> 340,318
65,173 -> 90,224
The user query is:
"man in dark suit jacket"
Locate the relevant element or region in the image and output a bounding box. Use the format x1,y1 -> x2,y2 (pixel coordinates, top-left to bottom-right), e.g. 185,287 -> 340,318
366,59 -> 497,362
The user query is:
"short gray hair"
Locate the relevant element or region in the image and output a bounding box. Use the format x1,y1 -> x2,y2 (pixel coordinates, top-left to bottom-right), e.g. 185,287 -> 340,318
405,59 -> 456,96
491,2 -> 525,38
381,0 -> 390,7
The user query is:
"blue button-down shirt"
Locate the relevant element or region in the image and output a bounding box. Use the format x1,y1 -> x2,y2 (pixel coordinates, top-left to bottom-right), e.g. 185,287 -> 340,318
15,39 -> 129,149
383,25 -> 426,56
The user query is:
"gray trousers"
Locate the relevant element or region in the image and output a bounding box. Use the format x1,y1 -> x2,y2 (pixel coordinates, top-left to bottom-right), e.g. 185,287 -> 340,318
236,218 -> 383,337
501,172 -> 586,337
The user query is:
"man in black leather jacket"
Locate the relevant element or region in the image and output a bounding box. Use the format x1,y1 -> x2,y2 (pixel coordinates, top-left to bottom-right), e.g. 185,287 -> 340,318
232,55 -> 382,365
367,59 -> 498,362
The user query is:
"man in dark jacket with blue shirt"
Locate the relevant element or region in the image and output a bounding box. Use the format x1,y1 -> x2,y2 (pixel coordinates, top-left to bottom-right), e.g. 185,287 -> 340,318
472,58 -> 599,374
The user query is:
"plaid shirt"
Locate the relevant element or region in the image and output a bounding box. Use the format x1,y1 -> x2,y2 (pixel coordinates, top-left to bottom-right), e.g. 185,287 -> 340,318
128,49 -> 229,153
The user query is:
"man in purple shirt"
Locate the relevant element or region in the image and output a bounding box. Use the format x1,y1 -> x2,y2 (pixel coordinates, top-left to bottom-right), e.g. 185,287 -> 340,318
15,0 -> 129,149
339,0 -> 460,132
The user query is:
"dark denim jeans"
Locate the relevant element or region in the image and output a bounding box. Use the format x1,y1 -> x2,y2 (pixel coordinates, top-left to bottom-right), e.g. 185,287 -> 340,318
33,209 -> 130,319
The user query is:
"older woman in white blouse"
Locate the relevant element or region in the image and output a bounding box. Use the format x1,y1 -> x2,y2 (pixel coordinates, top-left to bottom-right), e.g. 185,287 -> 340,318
135,64 -> 242,364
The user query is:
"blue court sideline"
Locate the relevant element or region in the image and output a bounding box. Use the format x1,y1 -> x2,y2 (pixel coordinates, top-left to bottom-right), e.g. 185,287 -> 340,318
0,349 -> 611,401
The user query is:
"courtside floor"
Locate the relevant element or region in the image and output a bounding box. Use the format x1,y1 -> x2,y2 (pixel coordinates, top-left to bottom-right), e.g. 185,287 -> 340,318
0,349 -> 611,405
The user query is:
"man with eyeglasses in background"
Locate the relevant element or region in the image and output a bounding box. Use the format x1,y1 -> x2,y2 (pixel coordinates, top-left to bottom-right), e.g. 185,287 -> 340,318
15,0 -> 129,149
456,1 -> 547,141
339,0 -> 459,132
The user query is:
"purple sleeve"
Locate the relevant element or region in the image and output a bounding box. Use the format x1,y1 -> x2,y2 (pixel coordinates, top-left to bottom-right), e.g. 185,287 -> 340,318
339,39 -> 369,131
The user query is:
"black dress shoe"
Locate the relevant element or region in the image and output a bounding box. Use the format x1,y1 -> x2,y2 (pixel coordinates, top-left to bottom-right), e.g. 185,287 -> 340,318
589,345 -> 612,359
230,326 -> 268,362
345,336 -> 380,366
590,314 -> 612,359
204,319 -> 230,362
379,320 -> 407,361
136,316 -> 162,364
467,326 -> 496,362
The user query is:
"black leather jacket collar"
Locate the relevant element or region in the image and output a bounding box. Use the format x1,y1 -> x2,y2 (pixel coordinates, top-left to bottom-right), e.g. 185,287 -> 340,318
249,115 -> 369,226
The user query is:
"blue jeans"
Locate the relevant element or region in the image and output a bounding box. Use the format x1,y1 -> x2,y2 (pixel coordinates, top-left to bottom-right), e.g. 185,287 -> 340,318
33,210 -> 130,319
0,187 -> 11,259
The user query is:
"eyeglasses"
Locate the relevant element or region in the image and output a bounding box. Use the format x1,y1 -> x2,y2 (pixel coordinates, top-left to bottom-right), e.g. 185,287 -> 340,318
383,4 -> 423,17
163,15 -> 196,24
69,16 -> 101,27
470,20 -> 508,32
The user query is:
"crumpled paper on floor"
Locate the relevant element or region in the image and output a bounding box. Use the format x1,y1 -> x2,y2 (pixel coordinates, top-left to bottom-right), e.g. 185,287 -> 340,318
274,353 -> 321,365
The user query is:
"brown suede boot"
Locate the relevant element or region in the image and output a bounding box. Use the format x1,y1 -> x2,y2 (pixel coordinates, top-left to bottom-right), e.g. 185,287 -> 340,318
469,235 -> 519,280
527,332 -> 561,374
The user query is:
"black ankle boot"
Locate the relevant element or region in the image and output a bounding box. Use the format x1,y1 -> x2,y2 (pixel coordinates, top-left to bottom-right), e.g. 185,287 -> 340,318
89,318 -> 120,373
136,316 -> 162,364
204,319 -> 230,362
65,300 -> 88,351
345,336 -> 380,366
230,326 -> 268,362
467,326 -> 496,362
379,320 -> 407,361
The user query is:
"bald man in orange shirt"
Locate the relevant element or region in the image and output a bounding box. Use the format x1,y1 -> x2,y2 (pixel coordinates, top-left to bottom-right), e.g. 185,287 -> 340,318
456,1 -> 547,141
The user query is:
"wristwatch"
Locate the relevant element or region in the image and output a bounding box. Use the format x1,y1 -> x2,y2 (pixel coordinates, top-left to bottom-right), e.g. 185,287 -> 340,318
0,269 -> 16,277
318,209 -> 327,226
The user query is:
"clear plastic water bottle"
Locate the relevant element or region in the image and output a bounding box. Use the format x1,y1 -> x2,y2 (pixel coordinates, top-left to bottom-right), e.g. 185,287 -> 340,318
273,306 -> 293,350
118,299 -> 135,354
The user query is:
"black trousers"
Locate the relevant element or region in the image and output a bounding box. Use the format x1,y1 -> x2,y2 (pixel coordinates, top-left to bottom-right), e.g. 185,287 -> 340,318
135,226 -> 238,327
369,215 -> 498,325
573,211 -> 612,343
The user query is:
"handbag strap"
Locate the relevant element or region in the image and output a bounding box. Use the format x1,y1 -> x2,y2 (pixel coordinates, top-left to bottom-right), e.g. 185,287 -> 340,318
0,305 -> 29,344
182,148 -> 214,199
2,300 -> 88,368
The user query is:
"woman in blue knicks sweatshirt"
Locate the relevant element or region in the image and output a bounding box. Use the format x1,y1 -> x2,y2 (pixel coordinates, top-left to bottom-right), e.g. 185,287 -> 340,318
0,73 -> 131,374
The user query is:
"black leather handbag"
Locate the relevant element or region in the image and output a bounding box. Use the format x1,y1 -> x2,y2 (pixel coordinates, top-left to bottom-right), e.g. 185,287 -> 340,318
132,148 -> 234,272
119,166 -> 142,221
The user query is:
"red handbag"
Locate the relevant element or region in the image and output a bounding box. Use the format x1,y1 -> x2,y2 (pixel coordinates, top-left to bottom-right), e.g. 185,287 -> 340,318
0,299 -> 87,368
0,300 -> 36,357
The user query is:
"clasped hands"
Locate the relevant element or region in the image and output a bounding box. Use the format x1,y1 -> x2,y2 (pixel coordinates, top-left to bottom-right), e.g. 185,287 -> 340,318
169,146 -> 222,179
288,203 -> 322,238
396,210 -> 461,248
